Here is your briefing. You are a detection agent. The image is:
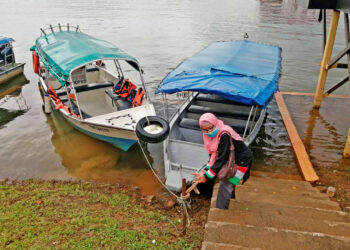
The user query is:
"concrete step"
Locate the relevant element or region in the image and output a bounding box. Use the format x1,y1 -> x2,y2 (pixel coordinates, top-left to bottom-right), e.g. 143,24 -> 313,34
211,187 -> 340,211
214,182 -> 329,201
202,241 -> 260,250
245,177 -> 313,190
232,178 -> 326,196
204,221 -> 350,250
208,206 -> 350,237
222,200 -> 349,223
235,189 -> 340,210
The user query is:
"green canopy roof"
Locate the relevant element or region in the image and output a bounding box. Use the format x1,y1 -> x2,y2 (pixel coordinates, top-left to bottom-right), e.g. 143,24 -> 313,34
31,31 -> 138,85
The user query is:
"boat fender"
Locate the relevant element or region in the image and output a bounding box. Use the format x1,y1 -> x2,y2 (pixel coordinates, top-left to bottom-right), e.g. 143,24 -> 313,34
132,88 -> 145,107
44,93 -> 52,114
32,51 -> 40,74
136,116 -> 169,143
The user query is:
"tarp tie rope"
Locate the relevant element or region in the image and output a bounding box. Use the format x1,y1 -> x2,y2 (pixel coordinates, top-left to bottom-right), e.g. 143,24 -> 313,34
136,138 -> 191,234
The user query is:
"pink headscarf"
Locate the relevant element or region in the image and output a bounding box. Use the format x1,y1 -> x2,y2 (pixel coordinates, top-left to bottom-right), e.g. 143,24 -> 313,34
199,113 -> 243,166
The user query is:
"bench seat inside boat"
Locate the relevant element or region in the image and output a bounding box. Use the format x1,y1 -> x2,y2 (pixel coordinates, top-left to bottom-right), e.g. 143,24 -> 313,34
187,104 -> 253,119
178,116 -> 252,135
196,93 -> 249,105
105,89 -> 131,110
56,81 -> 114,96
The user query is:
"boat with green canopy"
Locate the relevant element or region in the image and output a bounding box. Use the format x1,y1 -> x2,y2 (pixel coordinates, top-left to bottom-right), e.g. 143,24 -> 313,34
31,24 -> 156,151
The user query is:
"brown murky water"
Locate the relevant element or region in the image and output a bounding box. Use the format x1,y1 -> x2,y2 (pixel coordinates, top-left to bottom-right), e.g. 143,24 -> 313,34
0,0 -> 349,194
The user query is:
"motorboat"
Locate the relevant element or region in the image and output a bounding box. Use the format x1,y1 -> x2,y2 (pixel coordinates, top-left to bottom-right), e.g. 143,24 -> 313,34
31,24 -> 156,151
0,37 -> 25,84
156,40 -> 282,191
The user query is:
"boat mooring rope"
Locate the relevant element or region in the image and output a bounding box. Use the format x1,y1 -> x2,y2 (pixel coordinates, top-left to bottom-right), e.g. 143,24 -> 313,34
136,138 -> 191,234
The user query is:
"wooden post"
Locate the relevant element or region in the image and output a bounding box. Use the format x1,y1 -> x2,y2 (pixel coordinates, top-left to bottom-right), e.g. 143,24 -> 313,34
181,178 -> 187,236
343,129 -> 350,158
314,10 -> 340,109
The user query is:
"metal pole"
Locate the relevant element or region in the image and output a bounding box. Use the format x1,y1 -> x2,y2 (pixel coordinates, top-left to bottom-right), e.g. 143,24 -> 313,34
323,9 -> 327,52
68,75 -> 84,120
113,59 -> 121,78
137,62 -> 150,100
181,178 -> 187,236
344,13 -> 350,88
116,60 -> 124,78
165,93 -> 169,122
243,106 -> 254,139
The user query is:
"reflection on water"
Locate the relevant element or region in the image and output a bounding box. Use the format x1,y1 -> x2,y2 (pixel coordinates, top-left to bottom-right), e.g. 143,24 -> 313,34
47,109 -> 161,194
0,74 -> 29,127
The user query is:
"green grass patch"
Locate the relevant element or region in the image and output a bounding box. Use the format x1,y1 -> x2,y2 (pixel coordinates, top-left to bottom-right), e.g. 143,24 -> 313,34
0,180 -> 204,249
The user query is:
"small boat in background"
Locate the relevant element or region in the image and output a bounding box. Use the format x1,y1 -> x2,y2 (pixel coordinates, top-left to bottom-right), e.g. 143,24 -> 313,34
156,40 -> 282,191
0,37 -> 25,84
31,24 -> 156,151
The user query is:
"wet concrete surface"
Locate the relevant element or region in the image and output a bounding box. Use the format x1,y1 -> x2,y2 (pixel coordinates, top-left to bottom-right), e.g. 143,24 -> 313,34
284,93 -> 350,210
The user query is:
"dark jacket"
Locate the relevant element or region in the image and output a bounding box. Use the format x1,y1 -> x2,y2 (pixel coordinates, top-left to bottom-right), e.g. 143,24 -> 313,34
205,133 -> 253,183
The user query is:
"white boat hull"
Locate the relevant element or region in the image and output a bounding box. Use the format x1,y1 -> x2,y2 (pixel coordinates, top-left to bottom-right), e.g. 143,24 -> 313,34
0,63 -> 25,84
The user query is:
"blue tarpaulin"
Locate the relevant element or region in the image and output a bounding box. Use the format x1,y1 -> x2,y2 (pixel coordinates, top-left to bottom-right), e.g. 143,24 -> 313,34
0,37 -> 14,46
156,40 -> 281,106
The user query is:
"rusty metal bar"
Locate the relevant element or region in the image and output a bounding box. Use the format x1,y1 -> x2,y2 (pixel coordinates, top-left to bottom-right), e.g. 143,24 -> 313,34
324,76 -> 349,96
327,43 -> 350,68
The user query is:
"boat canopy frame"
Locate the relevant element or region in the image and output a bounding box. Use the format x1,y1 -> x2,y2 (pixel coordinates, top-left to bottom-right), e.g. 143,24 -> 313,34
0,38 -> 15,67
35,24 -> 150,121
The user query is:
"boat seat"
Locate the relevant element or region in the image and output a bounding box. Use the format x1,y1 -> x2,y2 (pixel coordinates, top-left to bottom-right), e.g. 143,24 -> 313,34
187,104 -> 251,119
105,88 -> 131,110
179,117 -> 249,134
196,93 -> 250,106
56,81 -> 114,96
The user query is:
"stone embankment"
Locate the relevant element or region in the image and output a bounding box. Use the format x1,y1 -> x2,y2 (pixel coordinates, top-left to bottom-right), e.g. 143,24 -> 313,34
202,177 -> 350,250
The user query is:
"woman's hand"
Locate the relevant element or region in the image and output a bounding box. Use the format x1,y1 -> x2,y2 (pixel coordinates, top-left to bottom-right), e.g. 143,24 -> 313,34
192,172 -> 207,183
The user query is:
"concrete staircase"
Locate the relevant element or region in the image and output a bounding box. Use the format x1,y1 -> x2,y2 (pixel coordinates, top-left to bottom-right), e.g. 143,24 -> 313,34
202,177 -> 350,250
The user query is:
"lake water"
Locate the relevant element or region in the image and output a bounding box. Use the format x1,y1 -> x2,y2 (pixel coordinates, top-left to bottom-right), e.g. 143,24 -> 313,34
1,0 -> 349,194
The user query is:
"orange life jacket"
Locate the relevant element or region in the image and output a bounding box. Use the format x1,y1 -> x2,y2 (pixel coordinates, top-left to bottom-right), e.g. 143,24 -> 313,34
132,88 -> 145,107
48,85 -> 59,102
115,79 -> 136,99
55,99 -> 63,110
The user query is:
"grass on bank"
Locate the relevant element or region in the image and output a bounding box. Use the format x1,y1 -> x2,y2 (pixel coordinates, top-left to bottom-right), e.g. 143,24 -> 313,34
0,180 -> 203,249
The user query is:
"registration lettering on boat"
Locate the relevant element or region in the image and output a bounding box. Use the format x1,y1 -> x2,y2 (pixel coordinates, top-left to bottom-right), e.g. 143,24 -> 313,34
88,124 -> 110,133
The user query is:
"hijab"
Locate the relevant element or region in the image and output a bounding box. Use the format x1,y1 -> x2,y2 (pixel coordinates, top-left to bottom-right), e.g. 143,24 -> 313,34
199,113 -> 242,166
